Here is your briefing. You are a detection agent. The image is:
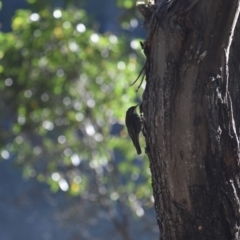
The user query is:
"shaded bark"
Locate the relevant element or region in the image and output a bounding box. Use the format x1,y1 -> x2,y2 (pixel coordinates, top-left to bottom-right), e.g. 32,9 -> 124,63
139,0 -> 240,239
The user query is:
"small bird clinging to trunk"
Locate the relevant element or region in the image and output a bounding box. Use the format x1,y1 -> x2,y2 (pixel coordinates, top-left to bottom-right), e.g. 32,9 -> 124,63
125,105 -> 142,155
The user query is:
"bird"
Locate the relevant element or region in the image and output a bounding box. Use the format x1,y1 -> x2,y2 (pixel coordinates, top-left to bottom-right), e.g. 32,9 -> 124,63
125,105 -> 142,155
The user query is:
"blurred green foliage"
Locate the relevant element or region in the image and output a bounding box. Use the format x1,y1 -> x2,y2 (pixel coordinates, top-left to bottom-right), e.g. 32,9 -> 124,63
117,0 -> 146,31
117,0 -> 135,9
0,1 -> 152,218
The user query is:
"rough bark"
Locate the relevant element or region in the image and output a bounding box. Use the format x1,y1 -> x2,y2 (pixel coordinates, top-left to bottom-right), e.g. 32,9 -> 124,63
139,0 -> 240,239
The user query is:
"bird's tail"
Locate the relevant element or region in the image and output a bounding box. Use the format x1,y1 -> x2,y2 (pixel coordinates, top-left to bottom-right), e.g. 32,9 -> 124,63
134,139 -> 142,155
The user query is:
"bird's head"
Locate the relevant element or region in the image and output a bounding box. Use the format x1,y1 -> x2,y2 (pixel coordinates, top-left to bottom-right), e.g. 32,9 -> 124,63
127,105 -> 138,114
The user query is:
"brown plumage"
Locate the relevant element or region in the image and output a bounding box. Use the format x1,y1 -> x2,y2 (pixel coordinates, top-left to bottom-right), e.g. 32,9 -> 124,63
125,105 -> 142,155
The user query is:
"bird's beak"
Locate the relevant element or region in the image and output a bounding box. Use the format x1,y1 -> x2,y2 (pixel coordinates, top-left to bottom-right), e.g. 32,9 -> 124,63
134,104 -> 139,112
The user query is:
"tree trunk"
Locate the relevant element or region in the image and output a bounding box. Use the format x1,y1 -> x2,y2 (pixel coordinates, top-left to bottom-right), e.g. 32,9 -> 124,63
139,0 -> 240,239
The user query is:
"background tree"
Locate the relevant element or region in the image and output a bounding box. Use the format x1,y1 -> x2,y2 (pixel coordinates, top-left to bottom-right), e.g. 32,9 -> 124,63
139,0 -> 240,239
0,0 -> 159,239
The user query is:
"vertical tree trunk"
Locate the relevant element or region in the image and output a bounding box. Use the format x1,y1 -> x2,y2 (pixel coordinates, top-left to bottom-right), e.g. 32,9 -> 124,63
140,0 -> 240,239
